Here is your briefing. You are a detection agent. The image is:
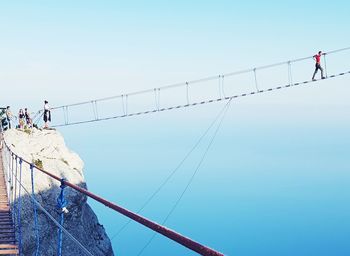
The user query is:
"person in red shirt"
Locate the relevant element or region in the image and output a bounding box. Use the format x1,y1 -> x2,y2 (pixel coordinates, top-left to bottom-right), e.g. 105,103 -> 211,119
312,51 -> 325,81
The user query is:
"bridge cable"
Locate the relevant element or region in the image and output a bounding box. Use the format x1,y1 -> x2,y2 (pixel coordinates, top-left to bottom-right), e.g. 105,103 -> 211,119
111,100 -> 233,240
137,98 -> 233,255
10,155 -> 14,223
17,158 -> 23,256
30,164 -> 40,256
14,156 -> 18,224
323,53 -> 328,78
13,156 -> 18,241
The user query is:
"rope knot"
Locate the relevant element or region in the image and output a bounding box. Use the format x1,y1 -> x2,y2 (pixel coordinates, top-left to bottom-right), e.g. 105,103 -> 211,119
60,178 -> 67,189
57,179 -> 68,214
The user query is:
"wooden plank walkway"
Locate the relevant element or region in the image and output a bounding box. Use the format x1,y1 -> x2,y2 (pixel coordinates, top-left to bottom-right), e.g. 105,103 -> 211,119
0,148 -> 19,255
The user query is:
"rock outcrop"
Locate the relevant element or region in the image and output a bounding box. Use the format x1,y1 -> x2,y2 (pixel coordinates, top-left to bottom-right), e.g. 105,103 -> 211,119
2,128 -> 114,256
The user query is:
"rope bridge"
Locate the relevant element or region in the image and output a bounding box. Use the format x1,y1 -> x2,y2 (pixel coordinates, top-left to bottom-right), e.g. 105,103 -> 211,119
0,139 -> 224,256
33,46 -> 350,127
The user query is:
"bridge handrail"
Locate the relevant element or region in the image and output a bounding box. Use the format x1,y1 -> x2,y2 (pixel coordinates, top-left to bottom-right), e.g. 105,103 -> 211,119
2,139 -> 224,256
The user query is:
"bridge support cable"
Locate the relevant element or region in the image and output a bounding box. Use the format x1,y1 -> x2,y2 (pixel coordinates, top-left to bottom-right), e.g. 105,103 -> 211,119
111,99 -> 233,240
221,75 -> 226,98
154,88 -> 161,111
10,155 -> 14,223
137,99 -> 233,255
3,141 -> 224,256
32,111 -> 42,125
186,82 -> 190,105
121,94 -> 128,116
288,61 -> 293,86
218,75 -> 222,99
30,164 -> 40,256
323,53 -> 328,78
63,106 -> 69,125
17,158 -> 23,256
6,152 -> 11,203
92,101 -> 99,120
253,68 -> 259,92
13,156 -> 18,231
45,47 -> 350,128
33,111 -> 44,127
218,75 -> 226,99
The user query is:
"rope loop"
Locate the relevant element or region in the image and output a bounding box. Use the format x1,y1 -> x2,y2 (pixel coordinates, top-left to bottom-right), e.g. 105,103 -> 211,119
57,179 -> 68,211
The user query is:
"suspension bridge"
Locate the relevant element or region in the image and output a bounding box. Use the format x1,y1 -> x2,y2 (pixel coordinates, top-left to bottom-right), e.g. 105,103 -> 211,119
1,47 -> 350,255
32,47 -> 350,128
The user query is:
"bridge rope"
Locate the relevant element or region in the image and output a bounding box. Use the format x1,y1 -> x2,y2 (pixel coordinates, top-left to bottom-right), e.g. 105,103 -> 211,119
10,155 -> 14,213
13,156 -> 18,228
32,47 -> 350,128
111,97 -> 233,240
10,155 -> 17,239
138,98 -> 233,255
30,163 -> 40,256
2,140 -> 224,256
17,158 -> 23,256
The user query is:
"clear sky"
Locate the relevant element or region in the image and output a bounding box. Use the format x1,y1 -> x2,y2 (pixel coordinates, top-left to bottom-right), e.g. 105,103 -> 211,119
1,0 -> 350,110
1,1 -> 350,256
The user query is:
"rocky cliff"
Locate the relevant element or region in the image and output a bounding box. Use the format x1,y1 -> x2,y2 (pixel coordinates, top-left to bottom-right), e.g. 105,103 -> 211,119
2,128 -> 114,256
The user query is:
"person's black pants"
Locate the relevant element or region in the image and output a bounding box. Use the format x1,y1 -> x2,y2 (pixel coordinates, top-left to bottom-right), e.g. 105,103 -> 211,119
312,63 -> 324,79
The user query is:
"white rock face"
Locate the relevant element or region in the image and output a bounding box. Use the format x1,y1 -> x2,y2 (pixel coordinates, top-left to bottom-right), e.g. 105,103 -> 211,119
2,128 -> 114,256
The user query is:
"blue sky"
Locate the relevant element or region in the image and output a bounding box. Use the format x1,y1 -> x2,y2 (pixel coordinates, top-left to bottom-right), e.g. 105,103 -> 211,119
1,0 -> 349,109
1,1 -> 350,255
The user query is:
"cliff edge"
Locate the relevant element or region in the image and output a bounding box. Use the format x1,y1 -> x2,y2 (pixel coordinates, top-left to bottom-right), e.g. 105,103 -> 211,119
2,128 -> 114,255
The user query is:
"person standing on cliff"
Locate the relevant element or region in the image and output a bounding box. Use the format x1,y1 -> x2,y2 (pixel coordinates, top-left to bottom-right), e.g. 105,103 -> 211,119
5,106 -> 13,129
18,109 -> 25,129
312,51 -> 325,81
0,107 -> 5,133
43,100 -> 51,129
24,108 -> 32,128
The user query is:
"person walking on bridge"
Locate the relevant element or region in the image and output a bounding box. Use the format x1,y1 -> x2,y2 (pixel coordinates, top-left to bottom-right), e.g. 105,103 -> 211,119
312,51 -> 325,81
